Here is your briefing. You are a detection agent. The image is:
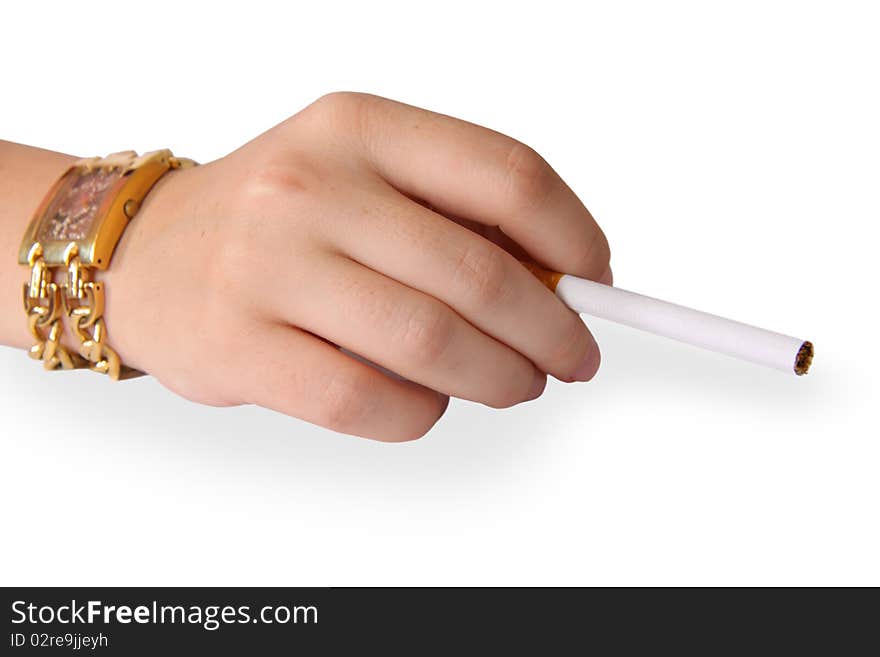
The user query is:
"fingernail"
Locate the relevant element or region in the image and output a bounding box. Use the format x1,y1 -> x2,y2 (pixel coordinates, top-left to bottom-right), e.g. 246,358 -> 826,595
572,347 -> 601,382
526,373 -> 547,400
598,266 -> 613,286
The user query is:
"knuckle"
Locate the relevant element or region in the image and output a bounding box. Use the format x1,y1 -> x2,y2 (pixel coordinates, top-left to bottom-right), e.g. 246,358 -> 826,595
502,141 -> 558,213
453,245 -> 512,308
313,90 -> 367,113
209,167 -> 323,295
233,150 -> 323,203
300,92 -> 349,124
306,91 -> 377,144
578,230 -> 612,278
252,159 -> 321,197
396,301 -> 455,368
314,370 -> 372,431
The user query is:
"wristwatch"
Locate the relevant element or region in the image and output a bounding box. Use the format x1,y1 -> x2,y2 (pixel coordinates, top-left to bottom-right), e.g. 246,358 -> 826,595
19,149 -> 196,380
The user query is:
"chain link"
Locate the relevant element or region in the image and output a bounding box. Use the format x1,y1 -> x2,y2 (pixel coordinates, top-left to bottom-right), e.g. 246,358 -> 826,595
22,245 -> 85,371
23,246 -> 141,381
61,246 -> 137,380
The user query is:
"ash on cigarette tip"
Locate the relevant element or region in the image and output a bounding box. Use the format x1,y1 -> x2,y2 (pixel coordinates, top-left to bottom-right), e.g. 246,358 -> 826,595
795,341 -> 814,375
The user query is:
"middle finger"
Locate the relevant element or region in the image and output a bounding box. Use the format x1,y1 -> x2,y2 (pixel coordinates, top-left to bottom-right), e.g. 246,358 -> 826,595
326,181 -> 600,382
277,253 -> 547,408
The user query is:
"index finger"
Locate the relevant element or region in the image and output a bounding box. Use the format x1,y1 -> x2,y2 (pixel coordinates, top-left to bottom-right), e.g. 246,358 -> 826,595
328,93 -> 611,281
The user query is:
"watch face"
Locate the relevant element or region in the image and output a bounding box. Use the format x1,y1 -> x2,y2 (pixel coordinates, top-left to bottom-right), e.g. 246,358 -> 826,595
37,167 -> 125,243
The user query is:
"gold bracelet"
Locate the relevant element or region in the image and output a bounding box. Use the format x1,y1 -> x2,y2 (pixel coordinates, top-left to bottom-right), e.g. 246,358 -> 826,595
19,150 -> 196,380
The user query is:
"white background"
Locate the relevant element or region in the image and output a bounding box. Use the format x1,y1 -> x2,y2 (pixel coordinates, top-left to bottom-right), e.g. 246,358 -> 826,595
1,1 -> 877,585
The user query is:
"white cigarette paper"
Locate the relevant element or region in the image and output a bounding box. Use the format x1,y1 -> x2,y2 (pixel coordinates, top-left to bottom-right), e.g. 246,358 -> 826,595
554,274 -> 813,375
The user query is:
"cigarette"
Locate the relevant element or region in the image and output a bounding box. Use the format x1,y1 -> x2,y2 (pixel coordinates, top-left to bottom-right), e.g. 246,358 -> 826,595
522,263 -> 813,375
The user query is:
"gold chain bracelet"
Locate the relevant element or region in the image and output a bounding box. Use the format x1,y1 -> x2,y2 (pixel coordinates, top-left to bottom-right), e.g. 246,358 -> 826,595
19,150 -> 196,380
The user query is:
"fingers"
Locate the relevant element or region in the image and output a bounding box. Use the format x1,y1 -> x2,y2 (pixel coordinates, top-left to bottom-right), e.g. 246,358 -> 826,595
325,92 -> 611,281
326,183 -> 600,382
240,323 -> 449,442
277,254 -> 547,408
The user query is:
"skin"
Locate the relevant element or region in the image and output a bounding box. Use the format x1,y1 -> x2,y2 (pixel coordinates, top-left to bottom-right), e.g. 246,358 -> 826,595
0,93 -> 611,441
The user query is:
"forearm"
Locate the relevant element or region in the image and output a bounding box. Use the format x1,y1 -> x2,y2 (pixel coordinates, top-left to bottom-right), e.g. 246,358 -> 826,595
0,140 -> 77,349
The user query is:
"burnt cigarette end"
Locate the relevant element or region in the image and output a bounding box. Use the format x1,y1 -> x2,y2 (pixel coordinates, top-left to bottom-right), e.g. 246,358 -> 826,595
794,341 -> 814,375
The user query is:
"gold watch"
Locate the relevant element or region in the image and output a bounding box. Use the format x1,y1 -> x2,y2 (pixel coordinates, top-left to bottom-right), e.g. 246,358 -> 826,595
19,149 -> 196,380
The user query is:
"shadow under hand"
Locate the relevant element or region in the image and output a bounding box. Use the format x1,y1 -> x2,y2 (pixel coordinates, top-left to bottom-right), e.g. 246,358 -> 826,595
14,313 -> 843,498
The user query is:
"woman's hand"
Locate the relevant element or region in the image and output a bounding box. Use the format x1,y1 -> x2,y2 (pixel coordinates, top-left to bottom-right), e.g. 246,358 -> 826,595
104,93 -> 611,441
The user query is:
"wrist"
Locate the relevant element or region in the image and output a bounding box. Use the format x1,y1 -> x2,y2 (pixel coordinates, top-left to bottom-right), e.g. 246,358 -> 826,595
0,143 -> 78,351
98,162 -> 199,373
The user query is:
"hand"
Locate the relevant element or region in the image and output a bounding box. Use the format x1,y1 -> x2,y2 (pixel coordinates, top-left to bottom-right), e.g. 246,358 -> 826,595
104,93 -> 611,441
